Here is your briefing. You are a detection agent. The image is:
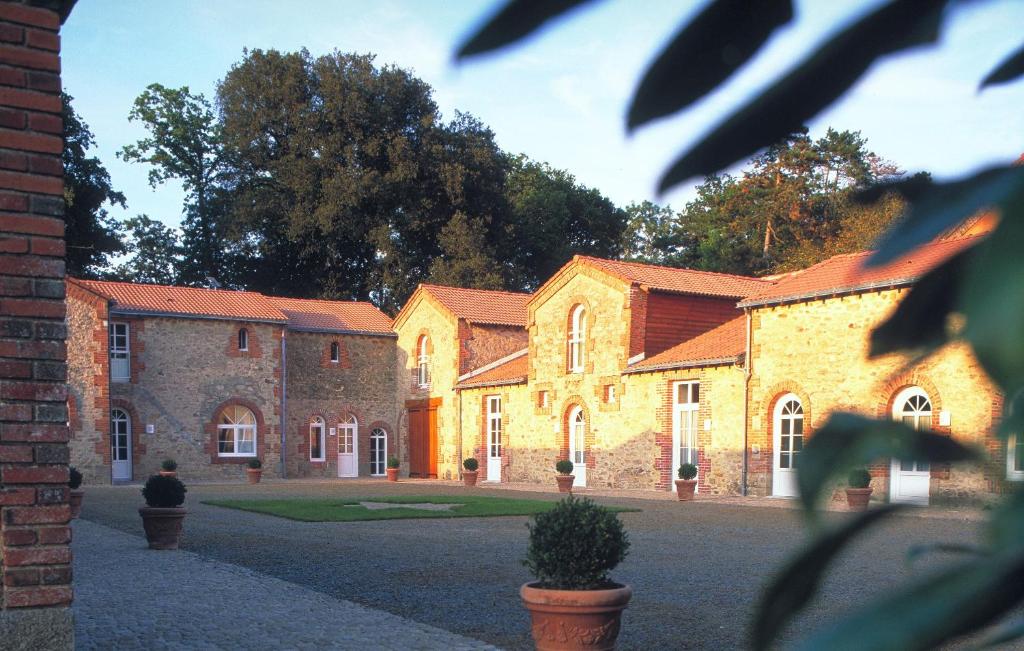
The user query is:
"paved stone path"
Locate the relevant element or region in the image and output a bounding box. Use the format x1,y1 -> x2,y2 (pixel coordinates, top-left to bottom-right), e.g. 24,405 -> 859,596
72,518 -> 498,650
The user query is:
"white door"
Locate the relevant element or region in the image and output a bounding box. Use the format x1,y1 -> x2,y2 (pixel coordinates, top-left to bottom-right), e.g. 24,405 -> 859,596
486,396 -> 502,482
337,416 -> 358,478
569,406 -> 586,487
369,427 -> 387,476
672,381 -> 700,493
772,394 -> 803,498
890,388 -> 932,505
111,408 -> 132,481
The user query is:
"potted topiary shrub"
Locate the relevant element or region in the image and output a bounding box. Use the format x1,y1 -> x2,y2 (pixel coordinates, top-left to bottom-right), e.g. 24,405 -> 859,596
246,458 -> 263,484
675,463 -> 698,501
521,495 -> 632,650
846,468 -> 873,511
463,457 -> 479,486
555,459 -> 574,493
386,456 -> 400,482
159,458 -> 178,478
68,466 -> 84,519
139,474 -> 187,549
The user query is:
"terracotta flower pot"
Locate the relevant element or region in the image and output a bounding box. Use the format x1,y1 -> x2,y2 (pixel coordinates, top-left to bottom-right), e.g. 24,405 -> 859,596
521,582 -> 632,651
246,468 -> 262,484
386,467 -> 399,482
674,479 -> 697,501
555,474 -> 574,493
139,506 -> 187,550
69,489 -> 84,519
159,470 -> 177,478
845,487 -> 872,511
463,470 -> 479,487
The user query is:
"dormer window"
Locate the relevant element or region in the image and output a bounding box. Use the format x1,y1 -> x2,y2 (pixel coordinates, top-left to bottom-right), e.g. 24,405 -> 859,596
330,342 -> 340,363
238,328 -> 248,352
417,335 -> 430,388
568,305 -> 585,373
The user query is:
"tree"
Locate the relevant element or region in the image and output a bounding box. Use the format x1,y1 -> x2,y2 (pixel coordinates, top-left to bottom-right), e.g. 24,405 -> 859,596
62,93 -> 126,278
458,1 -> 1024,649
619,201 -> 679,265
108,214 -> 181,285
427,212 -> 505,289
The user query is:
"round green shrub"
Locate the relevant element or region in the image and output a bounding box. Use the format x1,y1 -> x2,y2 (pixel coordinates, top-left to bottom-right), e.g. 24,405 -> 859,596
142,475 -> 186,508
463,457 -> 479,471
247,458 -> 262,469
524,495 -> 629,590
387,456 -> 400,469
68,466 -> 83,490
555,459 -> 574,475
848,468 -> 872,489
160,458 -> 178,472
678,463 -> 698,480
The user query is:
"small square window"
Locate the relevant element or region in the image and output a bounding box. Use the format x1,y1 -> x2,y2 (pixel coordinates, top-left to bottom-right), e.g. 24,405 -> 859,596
538,391 -> 549,409
330,342 -> 340,363
605,385 -> 616,403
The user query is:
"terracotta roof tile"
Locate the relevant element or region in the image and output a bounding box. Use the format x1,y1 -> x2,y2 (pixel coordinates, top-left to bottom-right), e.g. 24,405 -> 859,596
74,279 -> 287,322
420,284 -> 531,326
455,352 -> 528,389
577,256 -> 770,298
268,297 -> 393,335
627,317 -> 746,373
738,234 -> 986,308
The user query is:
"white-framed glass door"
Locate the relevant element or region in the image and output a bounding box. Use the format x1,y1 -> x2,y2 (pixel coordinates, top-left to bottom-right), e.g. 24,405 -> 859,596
370,427 -> 387,476
671,381 -> 700,493
109,322 -> 129,382
486,396 -> 502,482
111,408 -> 132,481
890,387 -> 932,505
337,415 -> 358,478
569,406 -> 586,487
772,394 -> 803,497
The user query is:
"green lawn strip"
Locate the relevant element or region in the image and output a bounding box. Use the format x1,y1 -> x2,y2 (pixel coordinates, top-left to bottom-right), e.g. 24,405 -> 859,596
201,495 -> 639,522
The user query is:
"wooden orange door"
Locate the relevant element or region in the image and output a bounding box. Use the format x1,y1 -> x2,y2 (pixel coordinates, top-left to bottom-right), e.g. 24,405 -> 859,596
407,399 -> 439,478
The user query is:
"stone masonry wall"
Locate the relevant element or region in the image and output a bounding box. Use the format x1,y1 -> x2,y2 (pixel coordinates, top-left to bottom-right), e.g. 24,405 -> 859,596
65,282 -> 108,484
460,324 -> 527,375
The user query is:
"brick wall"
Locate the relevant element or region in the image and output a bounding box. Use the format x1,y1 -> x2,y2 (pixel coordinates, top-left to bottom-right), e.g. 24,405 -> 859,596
0,0 -> 73,644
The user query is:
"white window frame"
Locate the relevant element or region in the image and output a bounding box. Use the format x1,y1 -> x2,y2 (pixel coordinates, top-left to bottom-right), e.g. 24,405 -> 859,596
238,328 -> 249,352
309,417 -> 326,462
1008,435 -> 1024,481
539,390 -> 549,409
487,396 -> 502,459
568,304 -> 586,373
417,336 -> 430,388
111,408 -> 130,462
775,394 -> 804,471
338,415 -> 357,455
330,341 -> 340,363
606,385 -> 616,403
217,405 -> 257,457
109,322 -> 130,382
893,386 -> 932,473
370,427 -> 387,476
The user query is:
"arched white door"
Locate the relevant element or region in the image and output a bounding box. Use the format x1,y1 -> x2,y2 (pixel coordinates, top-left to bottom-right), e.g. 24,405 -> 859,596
890,387 -> 932,505
486,396 -> 502,482
772,395 -> 803,497
370,427 -> 387,477
111,408 -> 132,481
568,406 -> 586,487
337,415 -> 358,478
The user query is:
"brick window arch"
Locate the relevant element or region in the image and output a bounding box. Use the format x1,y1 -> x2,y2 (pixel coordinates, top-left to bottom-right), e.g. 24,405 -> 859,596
205,398 -> 267,464
226,324 -> 262,358
559,398 -> 593,468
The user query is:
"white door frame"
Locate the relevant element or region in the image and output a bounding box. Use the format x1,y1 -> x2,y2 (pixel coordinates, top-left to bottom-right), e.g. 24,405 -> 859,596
370,427 -> 387,477
569,405 -> 586,487
772,394 -> 803,498
337,416 -> 358,478
111,408 -> 132,481
486,396 -> 502,482
890,387 -> 932,505
671,381 -> 700,493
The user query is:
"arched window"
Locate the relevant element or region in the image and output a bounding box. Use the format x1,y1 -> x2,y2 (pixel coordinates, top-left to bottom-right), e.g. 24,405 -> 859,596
238,328 -> 249,352
893,387 -> 932,474
218,405 -> 256,457
417,335 -> 430,387
330,341 -> 340,363
309,416 -> 325,462
568,305 -> 586,373
111,408 -> 131,480
570,406 -> 585,466
775,395 -> 804,471
370,427 -> 388,476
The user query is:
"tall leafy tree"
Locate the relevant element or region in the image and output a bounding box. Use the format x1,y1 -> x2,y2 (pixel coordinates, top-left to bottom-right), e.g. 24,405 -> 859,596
108,214 -> 181,285
620,200 -> 679,265
62,93 -> 126,278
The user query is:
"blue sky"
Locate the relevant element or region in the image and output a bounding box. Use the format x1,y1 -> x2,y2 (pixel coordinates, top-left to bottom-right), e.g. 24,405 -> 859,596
62,0 -> 1024,230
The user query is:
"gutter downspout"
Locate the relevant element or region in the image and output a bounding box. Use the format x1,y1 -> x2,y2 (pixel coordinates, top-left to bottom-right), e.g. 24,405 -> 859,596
742,308 -> 752,497
280,328 -> 287,479
457,388 -> 463,482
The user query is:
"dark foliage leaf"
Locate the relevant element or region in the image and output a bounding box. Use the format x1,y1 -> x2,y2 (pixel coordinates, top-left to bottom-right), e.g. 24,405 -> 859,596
862,165 -> 1024,267
797,413 -> 981,514
975,617 -> 1024,649
987,487 -> 1024,552
980,42 -> 1024,89
455,0 -> 596,60
657,0 -> 946,193
905,542 -> 987,567
752,505 -> 901,651
795,553 -> 1024,651
869,247 -> 971,358
626,0 -> 793,131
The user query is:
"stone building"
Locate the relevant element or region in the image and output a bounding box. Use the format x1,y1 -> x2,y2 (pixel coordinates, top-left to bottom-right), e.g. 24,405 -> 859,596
66,279 -> 395,483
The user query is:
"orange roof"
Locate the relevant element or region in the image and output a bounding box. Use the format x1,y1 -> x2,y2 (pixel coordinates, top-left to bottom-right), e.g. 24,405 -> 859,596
576,256 -> 770,298
626,316 -> 746,373
738,234 -> 986,308
73,279 -> 287,322
455,351 -> 528,389
268,297 -> 393,335
419,284 -> 531,327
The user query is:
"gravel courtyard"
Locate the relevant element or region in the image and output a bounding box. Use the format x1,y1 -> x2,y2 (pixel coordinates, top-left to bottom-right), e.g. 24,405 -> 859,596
78,480 -> 985,650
